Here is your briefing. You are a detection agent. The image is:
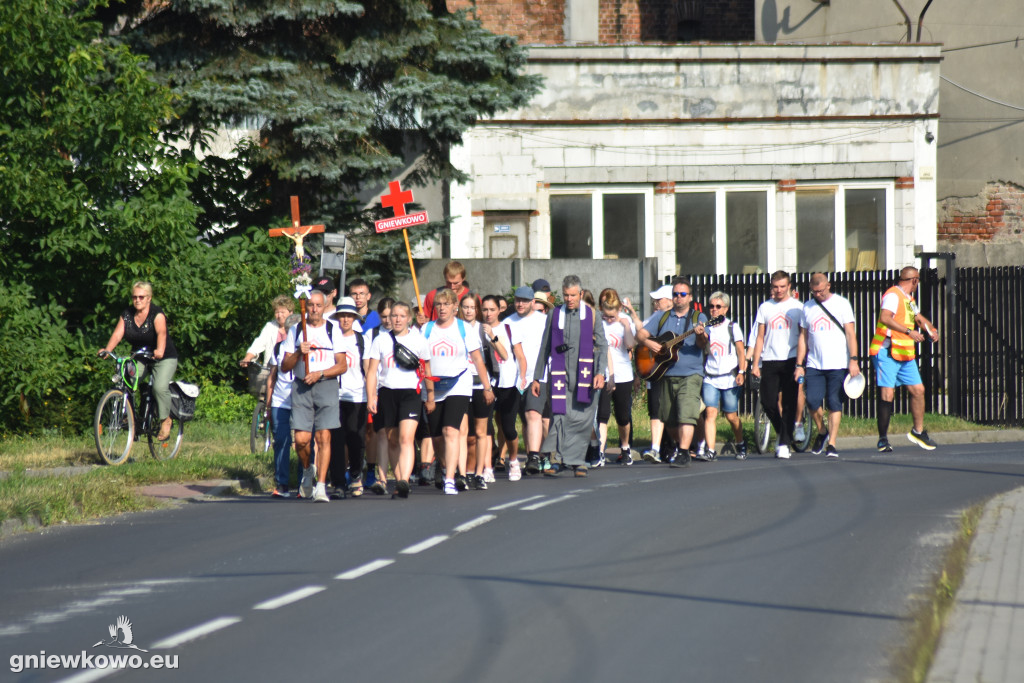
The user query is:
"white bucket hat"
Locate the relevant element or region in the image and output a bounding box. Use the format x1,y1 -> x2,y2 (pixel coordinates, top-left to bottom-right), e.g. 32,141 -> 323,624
844,373 -> 866,399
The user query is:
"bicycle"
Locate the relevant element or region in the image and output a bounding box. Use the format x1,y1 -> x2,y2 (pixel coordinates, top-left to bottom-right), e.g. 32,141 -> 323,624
243,361 -> 272,455
95,349 -> 184,465
750,375 -> 814,454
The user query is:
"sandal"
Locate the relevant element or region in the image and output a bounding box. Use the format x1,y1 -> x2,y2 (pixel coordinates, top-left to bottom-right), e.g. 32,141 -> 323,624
370,480 -> 387,495
349,481 -> 364,497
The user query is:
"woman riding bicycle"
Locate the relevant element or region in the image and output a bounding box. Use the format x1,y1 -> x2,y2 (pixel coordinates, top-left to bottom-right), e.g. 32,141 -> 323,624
99,281 -> 178,441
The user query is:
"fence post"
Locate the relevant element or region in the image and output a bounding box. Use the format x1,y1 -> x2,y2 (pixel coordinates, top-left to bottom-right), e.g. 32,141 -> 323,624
917,251 -> 958,418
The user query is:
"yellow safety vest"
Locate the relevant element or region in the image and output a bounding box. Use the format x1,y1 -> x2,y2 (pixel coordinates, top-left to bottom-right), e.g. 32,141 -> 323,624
868,286 -> 916,361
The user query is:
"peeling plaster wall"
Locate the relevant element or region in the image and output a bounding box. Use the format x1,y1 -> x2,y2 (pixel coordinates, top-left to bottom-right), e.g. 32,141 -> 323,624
451,44 -> 940,279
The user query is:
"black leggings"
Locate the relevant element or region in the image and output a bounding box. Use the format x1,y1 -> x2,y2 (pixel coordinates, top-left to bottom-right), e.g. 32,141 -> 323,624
494,386 -> 521,442
598,381 -> 633,428
328,401 -> 368,485
759,359 -> 798,445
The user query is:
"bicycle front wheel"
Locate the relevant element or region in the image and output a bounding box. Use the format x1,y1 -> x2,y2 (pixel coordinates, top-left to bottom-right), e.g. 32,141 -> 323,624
95,389 -> 135,465
752,394 -> 772,454
149,416 -> 183,460
251,400 -> 271,454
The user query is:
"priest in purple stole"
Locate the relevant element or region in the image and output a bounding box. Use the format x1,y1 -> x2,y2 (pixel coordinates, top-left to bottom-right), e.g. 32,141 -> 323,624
530,275 -> 608,473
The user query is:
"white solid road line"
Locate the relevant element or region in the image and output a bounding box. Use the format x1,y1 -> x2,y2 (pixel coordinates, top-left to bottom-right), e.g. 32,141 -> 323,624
335,558 -> 396,580
521,494 -> 577,510
488,495 -> 546,511
150,616 -> 242,649
453,515 -> 496,533
253,585 -> 326,610
399,535 -> 450,554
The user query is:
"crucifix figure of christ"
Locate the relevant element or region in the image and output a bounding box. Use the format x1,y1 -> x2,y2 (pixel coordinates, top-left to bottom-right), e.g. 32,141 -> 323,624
269,196 -> 325,373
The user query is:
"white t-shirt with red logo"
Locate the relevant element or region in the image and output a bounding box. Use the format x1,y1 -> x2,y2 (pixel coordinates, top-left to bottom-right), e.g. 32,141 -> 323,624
704,319 -> 745,390
602,313 -> 635,383
800,295 -> 855,370
368,329 -> 429,391
754,298 -> 803,361
335,331 -> 367,403
280,320 -> 340,377
424,319 -> 480,400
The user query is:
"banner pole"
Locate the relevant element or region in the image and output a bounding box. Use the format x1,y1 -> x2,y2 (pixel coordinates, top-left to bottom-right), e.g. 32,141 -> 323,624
403,228 -> 423,310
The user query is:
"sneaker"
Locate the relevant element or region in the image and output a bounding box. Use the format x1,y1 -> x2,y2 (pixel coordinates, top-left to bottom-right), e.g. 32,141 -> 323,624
395,479 -> 410,498
593,452 -> 606,468
877,437 -> 893,453
312,483 -> 329,503
776,444 -> 792,459
908,429 -> 937,450
616,447 -> 633,466
364,468 -> 377,489
811,433 -> 828,455
794,423 -> 806,442
668,449 -> 690,468
696,440 -> 706,458
455,474 -> 468,491
483,467 -> 495,484
541,455 -> 552,472
443,480 -> 458,495
508,458 -> 522,482
735,442 -> 748,460
573,466 -> 588,477
641,448 -> 662,464
825,444 -> 839,458
525,454 -> 541,475
330,486 -> 347,500
693,448 -> 714,462
475,474 -> 489,490
271,486 -> 291,498
704,448 -> 717,462
419,462 -> 434,486
299,466 -> 315,499
542,460 -> 559,477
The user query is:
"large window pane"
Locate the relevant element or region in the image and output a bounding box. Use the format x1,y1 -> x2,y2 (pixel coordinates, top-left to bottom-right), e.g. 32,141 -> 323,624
726,191 -> 768,273
602,194 -> 644,259
797,191 -> 835,272
845,189 -> 886,270
550,194 -> 592,258
676,192 -> 716,275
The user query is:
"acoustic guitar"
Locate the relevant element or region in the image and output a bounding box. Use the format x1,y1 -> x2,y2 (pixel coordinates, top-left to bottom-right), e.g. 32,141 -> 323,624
635,315 -> 725,382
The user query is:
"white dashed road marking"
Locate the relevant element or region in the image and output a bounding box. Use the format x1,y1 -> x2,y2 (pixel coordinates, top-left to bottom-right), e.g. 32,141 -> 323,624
488,495 -> 546,511
453,515 -> 496,533
253,585 -> 326,610
399,535 -> 449,554
335,559 -> 395,580
150,616 -> 242,649
521,495 -> 577,510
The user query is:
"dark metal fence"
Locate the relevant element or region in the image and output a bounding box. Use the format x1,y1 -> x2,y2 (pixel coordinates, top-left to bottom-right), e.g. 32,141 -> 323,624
686,267 -> 1023,426
687,270 -> 941,420
953,266 -> 1024,425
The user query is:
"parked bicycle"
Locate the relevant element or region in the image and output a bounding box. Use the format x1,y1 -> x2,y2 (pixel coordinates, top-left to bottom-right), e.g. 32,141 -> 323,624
242,360 -> 272,455
95,349 -> 186,465
750,375 -> 814,455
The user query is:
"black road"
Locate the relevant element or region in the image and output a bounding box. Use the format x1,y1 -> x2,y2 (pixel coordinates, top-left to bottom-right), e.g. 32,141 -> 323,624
3,441 -> 1023,682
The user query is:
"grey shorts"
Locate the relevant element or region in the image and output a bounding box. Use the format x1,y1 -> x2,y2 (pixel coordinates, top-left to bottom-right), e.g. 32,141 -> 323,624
290,378 -> 341,432
523,382 -> 552,418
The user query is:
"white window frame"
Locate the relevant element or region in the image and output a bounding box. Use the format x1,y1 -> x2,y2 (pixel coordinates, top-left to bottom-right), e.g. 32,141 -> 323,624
797,181 -> 894,272
548,185 -> 655,259
675,184 -> 777,274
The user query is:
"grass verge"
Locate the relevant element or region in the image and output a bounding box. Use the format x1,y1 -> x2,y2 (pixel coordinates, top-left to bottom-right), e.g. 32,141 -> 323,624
0,421 -> 272,534
894,502 -> 985,683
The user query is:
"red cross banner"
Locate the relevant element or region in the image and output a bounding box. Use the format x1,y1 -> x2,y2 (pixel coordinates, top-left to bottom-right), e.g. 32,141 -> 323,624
375,181 -> 429,233
374,180 -> 425,310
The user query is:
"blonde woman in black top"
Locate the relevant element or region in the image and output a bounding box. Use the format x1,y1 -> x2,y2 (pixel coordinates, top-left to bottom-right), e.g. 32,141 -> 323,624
99,281 -> 178,441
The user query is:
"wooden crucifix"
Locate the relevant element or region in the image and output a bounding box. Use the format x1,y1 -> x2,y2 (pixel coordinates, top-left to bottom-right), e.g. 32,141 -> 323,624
270,196 -> 325,374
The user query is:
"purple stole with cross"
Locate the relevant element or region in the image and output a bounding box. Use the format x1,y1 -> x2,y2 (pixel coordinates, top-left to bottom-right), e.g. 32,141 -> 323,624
550,304 -> 595,415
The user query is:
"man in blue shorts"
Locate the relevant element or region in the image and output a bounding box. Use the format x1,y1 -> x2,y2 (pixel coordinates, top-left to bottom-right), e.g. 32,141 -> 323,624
794,273 -> 860,458
868,267 -> 940,451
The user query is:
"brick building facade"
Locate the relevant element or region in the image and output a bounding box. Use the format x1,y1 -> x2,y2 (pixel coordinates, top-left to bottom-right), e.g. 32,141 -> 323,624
449,0 -> 753,44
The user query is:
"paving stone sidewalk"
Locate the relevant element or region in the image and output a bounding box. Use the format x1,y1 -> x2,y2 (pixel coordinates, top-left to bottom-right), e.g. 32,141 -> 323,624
928,485 -> 1024,683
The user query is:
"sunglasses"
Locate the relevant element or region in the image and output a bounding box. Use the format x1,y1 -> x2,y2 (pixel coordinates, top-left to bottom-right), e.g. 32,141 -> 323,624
131,295 -> 149,300
672,292 -> 689,298
708,304 -> 725,309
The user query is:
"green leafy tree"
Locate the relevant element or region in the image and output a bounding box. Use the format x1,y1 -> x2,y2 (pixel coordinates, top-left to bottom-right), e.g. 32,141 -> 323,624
100,0 -> 542,290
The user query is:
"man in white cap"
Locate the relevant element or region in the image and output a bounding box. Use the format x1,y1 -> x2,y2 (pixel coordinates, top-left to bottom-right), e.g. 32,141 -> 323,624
794,273 -> 860,458
507,285 -> 551,476
622,284 -> 675,462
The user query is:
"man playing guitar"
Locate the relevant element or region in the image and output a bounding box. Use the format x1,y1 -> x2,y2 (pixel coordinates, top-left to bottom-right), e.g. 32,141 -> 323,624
635,277 -> 708,468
